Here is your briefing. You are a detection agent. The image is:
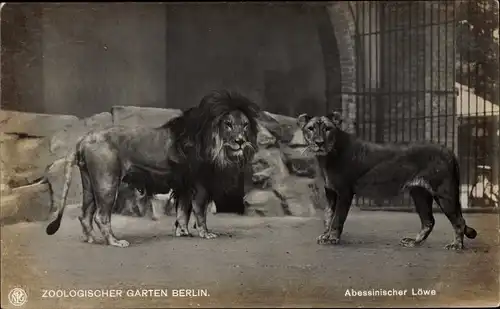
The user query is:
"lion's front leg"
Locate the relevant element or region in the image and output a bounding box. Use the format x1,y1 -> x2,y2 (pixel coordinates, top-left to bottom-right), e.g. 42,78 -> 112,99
175,196 -> 193,237
318,190 -> 353,245
192,185 -> 217,239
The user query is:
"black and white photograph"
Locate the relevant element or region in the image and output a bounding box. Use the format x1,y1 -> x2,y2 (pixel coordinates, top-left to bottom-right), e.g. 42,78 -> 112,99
1,2 -> 499,308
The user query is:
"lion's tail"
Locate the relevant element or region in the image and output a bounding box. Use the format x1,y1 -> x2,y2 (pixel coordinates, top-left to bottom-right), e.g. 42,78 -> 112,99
451,154 -> 477,240
45,150 -> 78,235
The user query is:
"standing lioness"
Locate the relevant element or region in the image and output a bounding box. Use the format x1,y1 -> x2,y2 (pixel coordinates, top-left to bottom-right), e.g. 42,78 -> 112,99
298,111 -> 477,251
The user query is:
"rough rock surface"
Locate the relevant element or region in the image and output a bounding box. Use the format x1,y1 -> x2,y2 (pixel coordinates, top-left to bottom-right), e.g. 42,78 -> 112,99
288,129 -> 308,148
0,181 -> 53,225
50,112 -> 113,159
258,111 -> 299,144
111,105 -> 181,127
1,132 -> 55,188
243,189 -> 285,217
0,110 -> 79,138
256,123 -> 277,148
272,176 -> 322,217
46,158 -> 83,208
251,148 -> 290,186
281,146 -> 318,178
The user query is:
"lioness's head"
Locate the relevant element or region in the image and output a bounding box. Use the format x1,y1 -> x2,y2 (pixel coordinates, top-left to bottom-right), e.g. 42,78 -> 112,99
297,111 -> 343,155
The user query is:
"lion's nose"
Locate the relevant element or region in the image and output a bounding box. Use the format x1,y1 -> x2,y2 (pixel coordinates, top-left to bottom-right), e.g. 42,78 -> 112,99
235,137 -> 245,146
315,141 -> 325,147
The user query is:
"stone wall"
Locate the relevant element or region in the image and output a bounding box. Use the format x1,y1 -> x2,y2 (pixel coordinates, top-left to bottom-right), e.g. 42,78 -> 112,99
0,107 -> 326,225
0,110 -> 78,224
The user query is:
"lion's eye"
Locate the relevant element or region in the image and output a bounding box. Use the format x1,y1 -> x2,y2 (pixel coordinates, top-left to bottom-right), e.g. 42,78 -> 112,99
224,121 -> 233,129
308,127 -> 314,132
242,123 -> 249,129
325,127 -> 332,132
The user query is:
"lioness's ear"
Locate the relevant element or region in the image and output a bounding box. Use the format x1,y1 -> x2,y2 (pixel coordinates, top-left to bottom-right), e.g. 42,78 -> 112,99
297,113 -> 311,128
328,111 -> 343,128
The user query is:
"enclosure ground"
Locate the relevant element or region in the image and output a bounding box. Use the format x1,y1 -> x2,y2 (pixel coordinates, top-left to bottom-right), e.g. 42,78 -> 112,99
1,207 -> 499,308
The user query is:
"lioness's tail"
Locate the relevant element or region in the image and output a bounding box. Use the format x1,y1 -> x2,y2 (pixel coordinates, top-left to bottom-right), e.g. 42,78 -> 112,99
451,154 -> 477,240
45,150 -> 78,235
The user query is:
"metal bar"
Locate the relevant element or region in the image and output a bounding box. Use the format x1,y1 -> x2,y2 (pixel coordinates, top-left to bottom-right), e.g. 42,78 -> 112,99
465,1 -> 472,200
408,1 -> 413,143
445,6 -> 457,153
423,1 -> 429,143
473,2 -> 481,202
429,2 -> 435,143
361,1 -> 367,141
415,1 -> 423,141
394,2 -> 400,144
362,1 -> 368,207
352,2 -> 359,136
388,1 -> 394,143
437,2 -> 442,146
368,1 -> 373,142
479,2 -> 485,196
375,1 -> 384,143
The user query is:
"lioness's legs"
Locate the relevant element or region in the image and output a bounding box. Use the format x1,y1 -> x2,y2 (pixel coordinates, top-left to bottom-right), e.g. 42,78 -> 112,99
318,191 -> 353,245
400,187 -> 435,248
193,190 -> 217,239
317,188 -> 337,244
78,167 -> 97,244
433,179 -> 478,251
434,195 -> 466,251
175,195 -> 192,237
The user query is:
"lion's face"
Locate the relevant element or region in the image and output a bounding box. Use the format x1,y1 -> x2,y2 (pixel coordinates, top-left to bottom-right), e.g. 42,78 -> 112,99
297,111 -> 343,156
217,110 -> 256,164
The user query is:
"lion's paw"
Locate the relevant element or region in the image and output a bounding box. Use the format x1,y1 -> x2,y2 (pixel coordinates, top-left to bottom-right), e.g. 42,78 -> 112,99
199,230 -> 218,239
109,239 -> 130,248
175,228 -> 192,237
444,242 -> 464,252
400,237 -> 419,248
82,235 -> 96,244
316,233 -> 340,245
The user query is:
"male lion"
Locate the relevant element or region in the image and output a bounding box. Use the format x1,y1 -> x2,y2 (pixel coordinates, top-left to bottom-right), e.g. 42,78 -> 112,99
298,111 -> 477,251
46,90 -> 260,247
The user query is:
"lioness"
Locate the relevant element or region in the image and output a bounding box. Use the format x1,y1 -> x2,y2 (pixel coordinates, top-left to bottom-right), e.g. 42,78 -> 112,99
298,111 -> 477,251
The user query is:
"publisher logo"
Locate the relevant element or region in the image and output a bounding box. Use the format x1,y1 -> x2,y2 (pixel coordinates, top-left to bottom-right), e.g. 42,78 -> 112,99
8,288 -> 28,307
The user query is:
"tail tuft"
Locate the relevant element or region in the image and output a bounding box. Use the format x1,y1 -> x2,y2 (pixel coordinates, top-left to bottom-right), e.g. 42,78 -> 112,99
46,212 -> 63,235
465,225 -> 477,239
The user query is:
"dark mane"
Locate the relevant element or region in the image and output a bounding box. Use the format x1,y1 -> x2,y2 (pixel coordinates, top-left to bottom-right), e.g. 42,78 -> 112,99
166,90 -> 260,165
163,90 -> 261,199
